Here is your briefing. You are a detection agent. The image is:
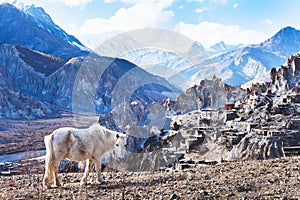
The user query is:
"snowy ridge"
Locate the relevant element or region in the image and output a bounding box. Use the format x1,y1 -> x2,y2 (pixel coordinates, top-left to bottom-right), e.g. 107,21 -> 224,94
0,3 -> 89,58
95,26 -> 300,87
15,1 -> 87,51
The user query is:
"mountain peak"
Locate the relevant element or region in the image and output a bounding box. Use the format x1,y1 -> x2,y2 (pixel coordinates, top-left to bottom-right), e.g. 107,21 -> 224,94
273,26 -> 298,39
280,26 -> 296,32
22,4 -> 56,29
210,41 -> 227,51
260,26 -> 300,56
0,3 -> 89,58
209,41 -> 243,54
0,2 -> 14,7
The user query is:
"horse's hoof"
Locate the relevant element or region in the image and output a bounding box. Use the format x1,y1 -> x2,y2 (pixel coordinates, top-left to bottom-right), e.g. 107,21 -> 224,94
80,182 -> 87,187
53,183 -> 61,188
100,177 -> 106,183
96,180 -> 105,185
43,185 -> 51,190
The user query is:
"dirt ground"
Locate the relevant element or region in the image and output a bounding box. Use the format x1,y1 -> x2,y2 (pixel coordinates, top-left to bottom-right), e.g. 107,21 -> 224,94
0,156 -> 299,200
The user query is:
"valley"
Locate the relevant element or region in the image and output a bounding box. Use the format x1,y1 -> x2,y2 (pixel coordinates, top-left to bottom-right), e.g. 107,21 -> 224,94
0,114 -> 98,155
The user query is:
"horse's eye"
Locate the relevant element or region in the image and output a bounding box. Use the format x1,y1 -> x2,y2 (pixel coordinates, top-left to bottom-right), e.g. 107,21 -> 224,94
116,144 -> 119,147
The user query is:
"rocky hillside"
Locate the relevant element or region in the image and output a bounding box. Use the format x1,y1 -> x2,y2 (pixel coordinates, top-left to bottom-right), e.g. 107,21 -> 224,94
0,43 -> 179,119
101,52 -> 300,168
174,76 -> 246,113
173,53 -> 300,162
0,62 -> 53,119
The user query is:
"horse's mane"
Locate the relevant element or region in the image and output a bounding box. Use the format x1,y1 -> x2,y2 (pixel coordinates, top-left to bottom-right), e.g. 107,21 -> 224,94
88,123 -> 127,140
89,123 -> 102,131
88,123 -> 116,139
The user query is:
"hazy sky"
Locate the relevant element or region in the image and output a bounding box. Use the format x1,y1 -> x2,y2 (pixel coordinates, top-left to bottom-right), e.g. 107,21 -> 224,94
3,0 -> 300,47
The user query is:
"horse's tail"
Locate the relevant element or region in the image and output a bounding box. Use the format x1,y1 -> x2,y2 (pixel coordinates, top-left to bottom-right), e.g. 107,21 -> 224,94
43,133 -> 55,185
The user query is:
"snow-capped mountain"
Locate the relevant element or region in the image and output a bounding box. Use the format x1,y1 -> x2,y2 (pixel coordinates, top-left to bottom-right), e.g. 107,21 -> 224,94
259,26 -> 300,56
98,26 -> 300,87
211,26 -> 300,86
92,31 -> 213,90
205,46 -> 284,86
0,3 -> 89,58
208,41 -> 243,55
188,27 -> 300,86
0,3 -> 181,119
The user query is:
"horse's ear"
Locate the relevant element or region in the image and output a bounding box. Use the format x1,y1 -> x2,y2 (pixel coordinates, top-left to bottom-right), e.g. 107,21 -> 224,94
116,134 -> 120,139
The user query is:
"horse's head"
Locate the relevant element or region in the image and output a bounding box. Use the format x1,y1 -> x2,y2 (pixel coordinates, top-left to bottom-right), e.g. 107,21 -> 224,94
114,133 -> 128,158
115,133 -> 128,148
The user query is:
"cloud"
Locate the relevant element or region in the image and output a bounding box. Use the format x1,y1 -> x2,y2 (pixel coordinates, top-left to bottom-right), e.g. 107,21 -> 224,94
79,0 -> 174,34
260,19 -> 273,26
104,0 -> 115,3
210,0 -> 227,4
177,5 -> 184,10
186,0 -> 204,2
49,0 -> 93,7
104,0 -> 135,3
187,0 -> 226,4
195,7 -> 207,13
233,3 -> 238,8
175,21 -> 268,47
104,0 -> 172,5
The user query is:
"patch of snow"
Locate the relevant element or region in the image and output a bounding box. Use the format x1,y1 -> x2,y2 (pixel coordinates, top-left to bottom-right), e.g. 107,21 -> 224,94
71,41 -> 90,52
242,58 -> 265,79
220,69 -> 233,81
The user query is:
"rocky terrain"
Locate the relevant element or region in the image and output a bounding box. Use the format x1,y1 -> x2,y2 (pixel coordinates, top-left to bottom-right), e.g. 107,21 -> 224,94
0,156 -> 299,199
96,52 -> 300,173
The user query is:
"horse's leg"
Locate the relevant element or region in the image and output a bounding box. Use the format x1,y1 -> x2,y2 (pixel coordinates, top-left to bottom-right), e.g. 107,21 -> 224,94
42,175 -> 49,188
52,160 -> 61,187
81,159 -> 92,186
95,160 -> 105,184
43,159 -> 53,188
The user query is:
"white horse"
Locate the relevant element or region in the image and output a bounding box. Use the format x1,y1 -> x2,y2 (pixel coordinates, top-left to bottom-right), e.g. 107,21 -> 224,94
42,123 -> 127,188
